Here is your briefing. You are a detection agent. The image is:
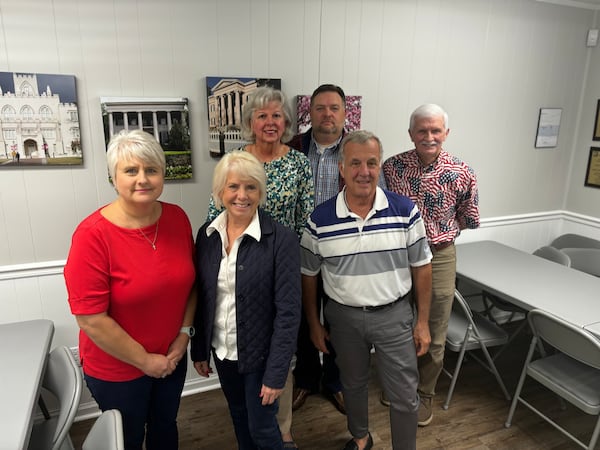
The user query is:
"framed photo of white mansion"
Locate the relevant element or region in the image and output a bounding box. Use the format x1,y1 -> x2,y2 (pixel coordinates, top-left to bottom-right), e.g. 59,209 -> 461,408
0,71 -> 82,167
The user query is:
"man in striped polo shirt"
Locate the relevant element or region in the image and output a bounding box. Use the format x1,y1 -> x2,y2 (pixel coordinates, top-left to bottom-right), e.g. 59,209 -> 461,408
301,130 -> 432,450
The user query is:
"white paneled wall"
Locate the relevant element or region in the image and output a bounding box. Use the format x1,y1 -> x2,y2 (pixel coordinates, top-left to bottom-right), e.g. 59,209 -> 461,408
0,0 -> 599,267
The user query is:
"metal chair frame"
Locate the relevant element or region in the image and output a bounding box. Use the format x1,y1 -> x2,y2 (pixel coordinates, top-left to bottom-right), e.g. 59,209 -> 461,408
505,309 -> 600,450
442,289 -> 511,410
28,346 -> 83,450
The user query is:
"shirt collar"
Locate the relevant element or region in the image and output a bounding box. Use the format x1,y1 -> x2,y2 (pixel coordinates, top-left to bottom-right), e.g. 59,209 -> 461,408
310,132 -> 343,154
207,209 -> 262,242
335,186 -> 389,218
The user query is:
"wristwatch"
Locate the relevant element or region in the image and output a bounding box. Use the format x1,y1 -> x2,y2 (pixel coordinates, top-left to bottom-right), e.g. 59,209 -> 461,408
180,326 -> 195,337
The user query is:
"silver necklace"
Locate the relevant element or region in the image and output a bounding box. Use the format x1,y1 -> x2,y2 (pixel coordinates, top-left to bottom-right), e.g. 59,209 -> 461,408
139,221 -> 159,250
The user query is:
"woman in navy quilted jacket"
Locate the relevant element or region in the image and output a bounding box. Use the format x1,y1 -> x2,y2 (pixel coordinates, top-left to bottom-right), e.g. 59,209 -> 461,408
191,151 -> 301,450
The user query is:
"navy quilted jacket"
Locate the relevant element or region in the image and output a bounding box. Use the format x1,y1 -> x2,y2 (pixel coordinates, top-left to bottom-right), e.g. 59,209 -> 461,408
191,210 -> 301,389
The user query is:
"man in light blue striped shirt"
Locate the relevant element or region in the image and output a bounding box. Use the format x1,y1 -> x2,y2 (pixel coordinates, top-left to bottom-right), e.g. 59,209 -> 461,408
301,130 -> 432,450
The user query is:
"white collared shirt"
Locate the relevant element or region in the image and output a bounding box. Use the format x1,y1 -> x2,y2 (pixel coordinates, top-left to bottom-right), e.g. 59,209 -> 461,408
206,210 -> 262,361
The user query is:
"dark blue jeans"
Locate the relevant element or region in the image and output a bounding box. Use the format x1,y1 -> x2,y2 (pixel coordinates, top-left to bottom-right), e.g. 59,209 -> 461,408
213,354 -> 283,450
85,357 -> 187,450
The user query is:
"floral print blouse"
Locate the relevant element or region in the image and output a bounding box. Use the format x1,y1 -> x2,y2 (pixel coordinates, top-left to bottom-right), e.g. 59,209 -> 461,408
206,146 -> 315,239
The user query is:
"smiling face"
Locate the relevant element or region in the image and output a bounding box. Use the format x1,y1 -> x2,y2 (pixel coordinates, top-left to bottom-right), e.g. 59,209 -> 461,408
251,101 -> 286,145
220,172 -> 260,225
339,138 -> 381,203
113,157 -> 164,206
408,115 -> 449,166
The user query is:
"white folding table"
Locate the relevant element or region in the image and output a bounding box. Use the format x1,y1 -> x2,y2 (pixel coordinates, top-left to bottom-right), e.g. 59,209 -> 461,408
455,240 -> 600,339
0,319 -> 54,449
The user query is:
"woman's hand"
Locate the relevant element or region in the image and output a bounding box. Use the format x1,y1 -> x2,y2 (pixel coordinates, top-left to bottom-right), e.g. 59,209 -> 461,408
260,385 -> 283,405
194,361 -> 213,378
166,333 -> 189,367
142,353 -> 177,379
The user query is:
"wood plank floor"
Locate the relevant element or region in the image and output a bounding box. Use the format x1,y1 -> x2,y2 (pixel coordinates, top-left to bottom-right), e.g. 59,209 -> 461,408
70,325 -> 596,449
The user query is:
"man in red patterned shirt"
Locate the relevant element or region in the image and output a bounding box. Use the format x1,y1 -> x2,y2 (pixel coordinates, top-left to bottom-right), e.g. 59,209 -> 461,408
382,103 -> 480,427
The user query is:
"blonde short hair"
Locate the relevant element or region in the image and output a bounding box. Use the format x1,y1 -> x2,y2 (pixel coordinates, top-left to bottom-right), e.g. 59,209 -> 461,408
212,151 -> 267,209
106,129 -> 166,182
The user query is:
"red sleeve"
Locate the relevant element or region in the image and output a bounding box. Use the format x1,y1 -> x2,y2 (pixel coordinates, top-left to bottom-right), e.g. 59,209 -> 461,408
64,212 -> 111,315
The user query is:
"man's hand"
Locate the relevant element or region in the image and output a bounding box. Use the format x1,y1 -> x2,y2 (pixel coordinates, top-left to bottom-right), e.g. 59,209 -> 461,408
413,321 -> 431,356
309,322 -> 330,354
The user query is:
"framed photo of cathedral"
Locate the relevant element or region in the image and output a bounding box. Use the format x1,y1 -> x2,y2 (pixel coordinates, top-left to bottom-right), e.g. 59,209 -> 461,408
205,77 -> 281,158
0,71 -> 82,167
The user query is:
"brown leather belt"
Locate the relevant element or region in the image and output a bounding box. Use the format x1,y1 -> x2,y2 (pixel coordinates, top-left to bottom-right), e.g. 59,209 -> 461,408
431,241 -> 454,252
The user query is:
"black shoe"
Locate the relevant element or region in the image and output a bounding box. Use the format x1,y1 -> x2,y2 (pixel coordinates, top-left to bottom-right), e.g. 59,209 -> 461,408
342,432 -> 373,450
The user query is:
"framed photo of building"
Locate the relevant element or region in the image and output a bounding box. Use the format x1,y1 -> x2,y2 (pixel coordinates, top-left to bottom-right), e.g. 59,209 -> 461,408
205,77 -> 281,158
101,97 -> 192,180
0,71 -> 82,167
296,93 -> 362,134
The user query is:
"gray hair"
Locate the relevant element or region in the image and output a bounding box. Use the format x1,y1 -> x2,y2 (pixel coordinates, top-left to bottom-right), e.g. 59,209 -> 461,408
106,129 -> 166,183
409,104 -> 449,130
240,87 -> 294,142
339,130 -> 383,164
212,151 -> 267,209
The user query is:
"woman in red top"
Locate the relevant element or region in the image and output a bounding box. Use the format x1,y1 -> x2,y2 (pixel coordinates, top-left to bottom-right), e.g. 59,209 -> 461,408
64,129 -> 196,450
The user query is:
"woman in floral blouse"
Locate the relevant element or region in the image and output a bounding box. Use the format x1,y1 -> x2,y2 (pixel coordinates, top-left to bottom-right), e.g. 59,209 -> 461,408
206,86 -> 314,239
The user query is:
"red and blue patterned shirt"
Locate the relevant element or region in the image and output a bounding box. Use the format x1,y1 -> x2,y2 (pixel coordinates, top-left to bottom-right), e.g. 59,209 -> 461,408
383,149 -> 479,245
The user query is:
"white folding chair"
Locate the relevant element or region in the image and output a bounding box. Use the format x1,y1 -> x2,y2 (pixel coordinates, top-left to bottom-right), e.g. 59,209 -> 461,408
82,410 -> 124,450
28,346 -> 83,450
505,309 -> 600,450
560,248 -> 600,277
551,233 -> 600,250
532,245 -> 571,267
442,289 -> 511,410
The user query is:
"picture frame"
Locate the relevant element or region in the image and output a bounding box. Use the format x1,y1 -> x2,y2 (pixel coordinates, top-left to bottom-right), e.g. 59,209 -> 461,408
205,77 -> 281,158
534,107 -> 562,148
100,96 -> 192,180
0,71 -> 82,167
584,147 -> 600,189
593,100 -> 600,141
296,94 -> 362,133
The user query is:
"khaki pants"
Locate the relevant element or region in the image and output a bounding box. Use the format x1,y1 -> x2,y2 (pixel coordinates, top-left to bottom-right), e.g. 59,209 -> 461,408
276,368 -> 294,435
417,244 -> 456,398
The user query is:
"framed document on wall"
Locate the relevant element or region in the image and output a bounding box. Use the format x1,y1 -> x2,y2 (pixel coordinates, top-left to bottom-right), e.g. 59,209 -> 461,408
585,147 -> 600,188
535,107 -> 562,148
